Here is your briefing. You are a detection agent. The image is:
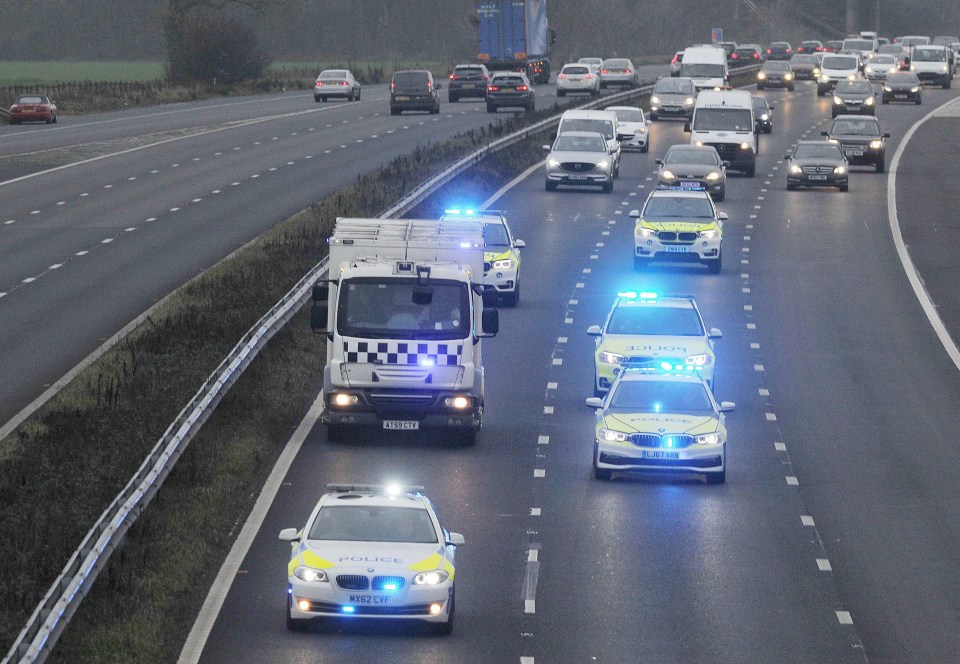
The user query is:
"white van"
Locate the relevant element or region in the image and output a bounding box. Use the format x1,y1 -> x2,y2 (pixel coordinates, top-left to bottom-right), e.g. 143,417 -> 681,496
685,89 -> 757,177
817,53 -> 861,96
842,37 -> 877,59
910,45 -> 952,88
680,46 -> 729,91
557,109 -> 622,175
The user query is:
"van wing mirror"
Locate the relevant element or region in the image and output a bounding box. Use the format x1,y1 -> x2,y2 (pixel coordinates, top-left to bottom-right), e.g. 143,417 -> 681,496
482,288 -> 499,308
312,281 -> 328,302
310,302 -> 329,333
481,308 -> 499,336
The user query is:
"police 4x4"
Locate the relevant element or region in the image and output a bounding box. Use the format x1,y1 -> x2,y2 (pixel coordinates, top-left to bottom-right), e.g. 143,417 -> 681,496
587,370 -> 735,483
631,187 -> 726,272
587,291 -> 721,395
279,484 -> 464,634
441,209 -> 525,307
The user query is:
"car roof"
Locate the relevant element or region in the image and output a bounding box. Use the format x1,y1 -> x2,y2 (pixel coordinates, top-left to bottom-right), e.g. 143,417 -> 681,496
557,130 -> 606,138
616,370 -> 707,386
319,485 -> 431,510
614,295 -> 695,310
606,105 -> 641,111
666,144 -> 719,153
647,189 -> 712,200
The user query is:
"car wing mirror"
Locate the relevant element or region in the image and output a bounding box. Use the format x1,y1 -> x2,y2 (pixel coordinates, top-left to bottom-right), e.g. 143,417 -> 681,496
542,144 -> 551,151
447,532 -> 465,546
883,132 -> 891,137
514,239 -> 526,248
586,325 -> 602,336
719,401 -> 736,412
629,209 -> 640,218
718,212 -> 728,220
820,131 -> 829,136
783,153 -> 792,159
279,528 -> 300,542
709,327 -> 723,339
586,397 -> 604,408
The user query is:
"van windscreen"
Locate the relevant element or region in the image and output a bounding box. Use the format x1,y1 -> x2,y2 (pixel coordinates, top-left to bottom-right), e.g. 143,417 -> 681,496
692,108 -> 753,132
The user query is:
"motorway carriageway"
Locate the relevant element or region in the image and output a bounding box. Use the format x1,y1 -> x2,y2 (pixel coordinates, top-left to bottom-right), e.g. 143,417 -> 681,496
183,81 -> 960,663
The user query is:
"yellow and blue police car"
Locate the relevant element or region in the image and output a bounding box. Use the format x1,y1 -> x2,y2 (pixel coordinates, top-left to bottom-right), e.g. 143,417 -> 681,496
441,209 -> 525,306
587,291 -> 722,395
586,370 -> 735,483
630,186 -> 726,273
279,484 -> 464,633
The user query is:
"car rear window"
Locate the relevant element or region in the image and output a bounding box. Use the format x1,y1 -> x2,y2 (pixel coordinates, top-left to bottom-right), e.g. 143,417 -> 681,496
563,66 -> 589,75
392,72 -> 429,88
454,67 -> 485,78
319,70 -> 348,79
17,96 -> 45,104
492,76 -> 525,86
822,55 -> 858,69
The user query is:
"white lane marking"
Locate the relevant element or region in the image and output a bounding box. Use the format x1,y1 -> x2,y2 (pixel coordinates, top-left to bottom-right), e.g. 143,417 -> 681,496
817,559 -> 832,571
250,174 -> 260,179
49,263 -> 62,270
557,337 -> 568,343
837,611 -> 854,625
22,277 -> 36,283
582,268 -> 591,274
575,282 -> 585,289
521,658 -> 535,664
744,305 -> 753,311
30,210 -> 40,215
751,342 -> 760,349
888,96 -> 960,372
482,161 -> 551,209
75,250 -> 88,256
596,242 -> 604,247
128,176 -> 137,181
0,293 -> 6,298
742,287 -> 751,293
742,247 -> 750,252
125,228 -> 136,233
101,238 -> 113,244
775,442 -> 787,452
528,549 -> 539,562
170,207 -> 180,212
534,469 -> 546,477
56,201 -> 65,206
786,476 -> 799,485
569,299 -> 578,305
801,515 -> 815,526
744,235 -> 751,241
746,224 -> 754,229
5,220 -> 15,225
765,413 -> 777,421
590,254 -> 598,260
747,323 -> 757,329
192,198 -> 202,203
754,364 -> 764,371
530,508 -> 542,516
565,317 -> 573,324
547,382 -> 558,390
759,388 -> 769,396
177,394 -> 325,664
538,435 -> 549,445
103,184 -> 112,189
552,358 -> 563,365
543,406 -> 554,414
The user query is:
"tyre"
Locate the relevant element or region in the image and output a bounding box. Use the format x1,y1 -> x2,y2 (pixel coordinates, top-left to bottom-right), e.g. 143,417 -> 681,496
557,89 -> 566,97
321,96 -> 328,102
716,187 -> 725,202
449,95 -> 458,103
831,110 -> 838,118
876,159 -> 885,173
787,183 -> 797,190
348,90 -> 355,101
944,79 -> 951,89
788,84 -> 795,91
545,180 -> 557,192
390,107 -> 400,116
746,164 -> 756,177
916,97 -> 922,105
314,95 -> 321,102
839,183 -> 849,192
431,104 -> 440,114
764,126 -> 772,134
707,250 -> 722,274
487,104 -> 496,113
641,143 -> 649,153
650,112 -> 658,121
705,468 -> 726,484
602,181 -> 613,193
817,86 -> 825,97
52,115 -> 57,123
355,89 -> 361,101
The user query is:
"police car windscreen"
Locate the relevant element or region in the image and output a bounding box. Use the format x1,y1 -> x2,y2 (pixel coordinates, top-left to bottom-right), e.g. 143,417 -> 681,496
692,108 -> 753,132
559,118 -> 614,139
609,381 -> 713,413
681,63 -> 725,77
642,196 -> 716,218
309,506 -> 438,543
338,278 -> 469,340
483,222 -> 510,247
607,306 -> 704,336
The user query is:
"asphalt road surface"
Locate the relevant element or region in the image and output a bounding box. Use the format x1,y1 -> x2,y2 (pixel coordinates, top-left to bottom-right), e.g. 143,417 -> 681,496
189,80 -> 960,664
0,67 -> 668,430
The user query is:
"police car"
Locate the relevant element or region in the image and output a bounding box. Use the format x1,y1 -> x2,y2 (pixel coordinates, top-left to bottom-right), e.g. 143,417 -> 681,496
587,291 -> 721,395
279,484 -> 464,633
586,370 -> 735,483
630,187 -> 726,273
441,209 -> 525,306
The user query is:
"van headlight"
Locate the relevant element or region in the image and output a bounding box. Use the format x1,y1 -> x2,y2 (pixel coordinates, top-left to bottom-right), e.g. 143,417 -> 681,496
651,95 -> 661,104
740,142 -> 752,150
684,97 -> 695,105
942,65 -> 949,72
599,428 -> 629,442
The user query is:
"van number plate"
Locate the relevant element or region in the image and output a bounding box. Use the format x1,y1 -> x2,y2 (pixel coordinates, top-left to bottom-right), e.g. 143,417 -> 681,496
384,420 -> 419,430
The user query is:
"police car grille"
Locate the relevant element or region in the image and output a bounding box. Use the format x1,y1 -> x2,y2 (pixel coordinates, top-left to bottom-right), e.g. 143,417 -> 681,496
622,356 -> 656,367
337,574 -> 370,590
629,433 -> 696,448
657,231 -> 697,243
305,601 -> 435,616
561,162 -> 597,172
372,575 -> 406,591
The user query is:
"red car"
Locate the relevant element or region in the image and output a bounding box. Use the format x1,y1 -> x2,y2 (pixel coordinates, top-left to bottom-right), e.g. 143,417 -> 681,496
9,94 -> 57,124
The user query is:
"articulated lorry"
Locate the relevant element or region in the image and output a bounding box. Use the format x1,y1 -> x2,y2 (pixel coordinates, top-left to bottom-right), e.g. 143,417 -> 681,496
476,0 -> 554,84
310,218 -> 499,444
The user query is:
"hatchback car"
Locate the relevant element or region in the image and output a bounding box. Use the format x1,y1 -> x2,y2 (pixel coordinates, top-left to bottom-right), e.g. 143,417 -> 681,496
280,484 -> 464,634
314,70 -> 360,102
822,115 -> 890,172
656,144 -> 727,200
390,70 -> 441,115
766,42 -> 793,60
9,94 -> 57,124
718,41 -> 738,65
790,54 -> 821,80
757,61 -> 795,90
751,95 -> 774,134
831,79 -> 876,116
543,131 -> 615,193
486,72 -> 534,112
670,51 -> 685,76
797,40 -> 824,54
578,57 -> 604,74
557,64 -> 600,96
447,64 -> 489,102
599,58 -> 638,88
882,71 -> 922,103
864,55 -> 900,81
650,76 -> 696,120
734,44 -> 764,63
607,106 -> 650,152
784,141 -> 849,191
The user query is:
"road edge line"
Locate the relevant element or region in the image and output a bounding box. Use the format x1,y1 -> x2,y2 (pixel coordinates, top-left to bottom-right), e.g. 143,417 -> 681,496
887,95 -> 960,372
176,393 -> 325,664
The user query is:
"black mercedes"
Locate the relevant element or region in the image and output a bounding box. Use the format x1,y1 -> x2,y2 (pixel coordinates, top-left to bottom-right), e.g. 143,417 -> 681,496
784,141 -> 849,192
821,115 -> 890,173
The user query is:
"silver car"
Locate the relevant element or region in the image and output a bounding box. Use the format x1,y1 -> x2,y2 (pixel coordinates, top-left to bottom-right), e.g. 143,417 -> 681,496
557,64 -> 600,97
599,58 -> 638,88
314,69 -> 361,102
578,57 -> 604,74
649,76 -> 696,120
543,131 -> 615,193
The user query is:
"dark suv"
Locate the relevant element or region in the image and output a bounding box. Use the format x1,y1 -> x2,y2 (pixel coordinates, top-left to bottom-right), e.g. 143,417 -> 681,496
448,64 -> 489,102
822,115 -> 890,173
390,70 -> 441,115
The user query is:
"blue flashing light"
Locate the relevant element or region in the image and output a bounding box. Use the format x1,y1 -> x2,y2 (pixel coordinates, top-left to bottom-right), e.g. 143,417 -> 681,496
618,291 -> 658,301
656,184 -> 706,191
420,357 -> 436,367
342,605 -> 356,614
665,437 -> 674,448
444,208 -> 475,216
659,361 -> 673,371
617,291 -> 638,299
654,402 -> 662,413
639,291 -> 658,300
383,583 -> 398,591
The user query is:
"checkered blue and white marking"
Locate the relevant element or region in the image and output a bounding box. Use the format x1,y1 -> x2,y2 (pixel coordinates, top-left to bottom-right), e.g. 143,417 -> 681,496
343,341 -> 463,366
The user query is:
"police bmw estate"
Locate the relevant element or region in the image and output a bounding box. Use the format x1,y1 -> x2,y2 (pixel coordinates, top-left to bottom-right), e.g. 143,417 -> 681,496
587,371 -> 735,484
631,187 -> 726,272
587,291 -> 722,394
280,484 -> 463,633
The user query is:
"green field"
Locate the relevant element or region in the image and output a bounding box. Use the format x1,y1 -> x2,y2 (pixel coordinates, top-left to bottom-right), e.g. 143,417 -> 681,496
0,61 -> 166,85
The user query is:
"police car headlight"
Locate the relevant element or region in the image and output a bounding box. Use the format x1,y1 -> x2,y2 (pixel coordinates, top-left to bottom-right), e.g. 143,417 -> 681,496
864,96 -> 874,105
598,351 -> 624,364
414,570 -> 449,585
636,226 -> 657,238
695,432 -> 724,446
651,95 -> 661,104
705,171 -> 721,181
834,166 -> 847,174
699,229 -> 720,239
833,95 -> 844,105
492,259 -> 514,269
660,169 -> 677,180
684,97 -> 695,105
332,393 -> 359,407
444,396 -> 472,409
293,566 -> 328,583
599,428 -> 630,442
869,140 -> 883,149
789,164 -> 802,174
685,353 -> 711,366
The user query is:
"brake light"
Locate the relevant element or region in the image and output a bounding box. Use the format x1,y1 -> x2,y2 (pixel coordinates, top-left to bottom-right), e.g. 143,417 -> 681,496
584,73 -> 594,79
817,46 -> 823,51
516,85 -> 528,91
558,74 -> 568,79
731,53 -> 738,59
390,82 -> 395,91
340,81 -> 348,85
488,85 -> 499,91
482,74 -> 488,79
767,49 -> 772,54
427,82 -> 433,90
786,48 -> 791,53
316,81 -> 324,86
753,53 -> 760,58
600,69 -> 609,74
450,74 -> 458,79
625,69 -> 632,73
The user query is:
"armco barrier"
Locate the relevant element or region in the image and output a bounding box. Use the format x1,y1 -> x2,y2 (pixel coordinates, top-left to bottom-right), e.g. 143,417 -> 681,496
4,64 -> 758,663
